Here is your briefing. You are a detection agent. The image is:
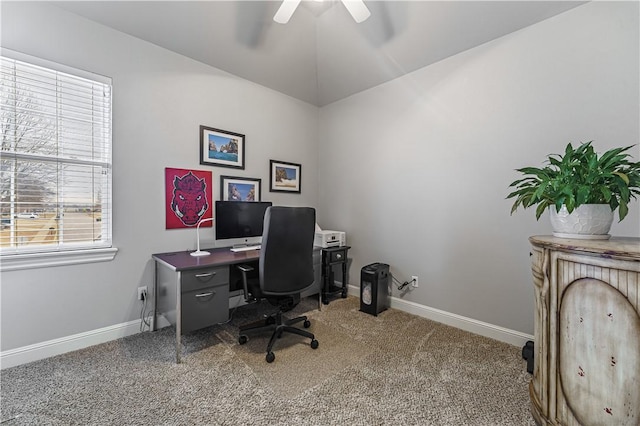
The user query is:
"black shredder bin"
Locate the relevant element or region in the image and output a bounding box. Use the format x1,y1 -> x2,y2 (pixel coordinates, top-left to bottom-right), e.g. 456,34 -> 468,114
360,263 -> 390,316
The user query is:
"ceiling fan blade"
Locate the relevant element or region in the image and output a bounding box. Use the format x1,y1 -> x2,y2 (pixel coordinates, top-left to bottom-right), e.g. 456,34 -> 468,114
274,0 -> 302,24
341,0 -> 371,23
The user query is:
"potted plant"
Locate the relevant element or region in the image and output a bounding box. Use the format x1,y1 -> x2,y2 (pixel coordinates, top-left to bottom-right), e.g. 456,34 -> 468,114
507,141 -> 640,239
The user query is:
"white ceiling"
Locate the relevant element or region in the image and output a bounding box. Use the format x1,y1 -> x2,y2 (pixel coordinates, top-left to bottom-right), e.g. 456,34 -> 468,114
50,1 -> 584,106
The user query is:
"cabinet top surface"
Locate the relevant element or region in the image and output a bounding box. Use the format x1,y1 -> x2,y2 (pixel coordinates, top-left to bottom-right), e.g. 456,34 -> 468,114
529,235 -> 640,258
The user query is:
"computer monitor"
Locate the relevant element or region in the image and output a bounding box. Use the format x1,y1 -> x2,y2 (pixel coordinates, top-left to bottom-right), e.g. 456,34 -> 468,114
214,200 -> 272,247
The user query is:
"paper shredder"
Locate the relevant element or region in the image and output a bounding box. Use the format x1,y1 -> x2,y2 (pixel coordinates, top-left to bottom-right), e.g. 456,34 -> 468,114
360,262 -> 390,316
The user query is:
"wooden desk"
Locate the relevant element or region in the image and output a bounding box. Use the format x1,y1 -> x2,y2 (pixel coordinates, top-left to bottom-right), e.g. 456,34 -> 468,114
152,246 -> 321,363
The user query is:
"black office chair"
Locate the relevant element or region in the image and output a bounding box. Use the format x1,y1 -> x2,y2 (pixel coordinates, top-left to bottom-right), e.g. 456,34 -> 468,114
237,206 -> 319,363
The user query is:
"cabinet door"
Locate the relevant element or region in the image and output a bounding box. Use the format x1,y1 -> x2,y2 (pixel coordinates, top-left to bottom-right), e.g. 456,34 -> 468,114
558,277 -> 640,425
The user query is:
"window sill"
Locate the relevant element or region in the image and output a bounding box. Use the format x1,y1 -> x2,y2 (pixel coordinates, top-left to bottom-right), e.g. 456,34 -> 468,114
0,248 -> 118,272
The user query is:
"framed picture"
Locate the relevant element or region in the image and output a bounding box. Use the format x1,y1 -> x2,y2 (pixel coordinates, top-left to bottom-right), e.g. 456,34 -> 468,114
269,160 -> 301,193
220,175 -> 261,201
165,167 -> 213,229
200,125 -> 245,169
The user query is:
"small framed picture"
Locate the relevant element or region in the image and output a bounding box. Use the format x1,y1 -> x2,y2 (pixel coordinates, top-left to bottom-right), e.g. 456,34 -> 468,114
200,125 -> 245,169
269,160 -> 301,193
220,176 -> 261,201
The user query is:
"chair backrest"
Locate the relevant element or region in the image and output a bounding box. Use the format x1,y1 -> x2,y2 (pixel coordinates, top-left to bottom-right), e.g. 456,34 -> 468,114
259,206 -> 316,296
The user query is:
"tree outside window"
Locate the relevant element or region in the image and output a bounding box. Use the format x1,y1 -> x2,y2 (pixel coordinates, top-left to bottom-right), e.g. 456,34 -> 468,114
0,53 -> 112,254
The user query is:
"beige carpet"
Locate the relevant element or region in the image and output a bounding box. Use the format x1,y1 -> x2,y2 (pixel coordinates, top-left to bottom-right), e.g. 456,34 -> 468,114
225,317 -> 368,399
1,296 -> 535,425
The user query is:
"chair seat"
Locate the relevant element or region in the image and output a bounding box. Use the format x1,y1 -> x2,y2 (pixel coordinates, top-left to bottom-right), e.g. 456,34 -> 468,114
247,277 -> 299,311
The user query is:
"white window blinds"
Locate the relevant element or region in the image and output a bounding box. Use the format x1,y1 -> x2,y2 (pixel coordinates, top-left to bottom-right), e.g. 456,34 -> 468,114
0,51 -> 112,255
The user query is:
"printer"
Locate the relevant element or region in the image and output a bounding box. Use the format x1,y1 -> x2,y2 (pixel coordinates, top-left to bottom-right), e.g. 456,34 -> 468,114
314,230 -> 346,248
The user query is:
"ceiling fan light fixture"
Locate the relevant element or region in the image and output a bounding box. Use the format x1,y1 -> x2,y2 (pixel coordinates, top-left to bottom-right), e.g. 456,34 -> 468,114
274,0 -> 302,24
341,0 -> 371,23
273,0 -> 370,24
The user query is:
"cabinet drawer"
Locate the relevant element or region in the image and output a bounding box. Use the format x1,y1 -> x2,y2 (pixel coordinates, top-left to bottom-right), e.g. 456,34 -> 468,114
181,284 -> 229,333
324,249 -> 348,264
332,250 -> 347,263
182,267 -> 229,292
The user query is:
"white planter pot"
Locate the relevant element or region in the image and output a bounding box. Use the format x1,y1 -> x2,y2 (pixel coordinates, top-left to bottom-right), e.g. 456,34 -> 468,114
549,204 -> 614,240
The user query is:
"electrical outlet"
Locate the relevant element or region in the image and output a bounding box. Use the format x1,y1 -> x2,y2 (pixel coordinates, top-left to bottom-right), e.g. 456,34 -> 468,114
411,276 -> 419,288
137,286 -> 148,300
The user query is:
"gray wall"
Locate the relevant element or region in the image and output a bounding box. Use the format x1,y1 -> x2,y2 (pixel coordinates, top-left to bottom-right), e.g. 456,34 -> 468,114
317,1 -> 640,335
1,1 -> 639,354
0,2 -> 319,351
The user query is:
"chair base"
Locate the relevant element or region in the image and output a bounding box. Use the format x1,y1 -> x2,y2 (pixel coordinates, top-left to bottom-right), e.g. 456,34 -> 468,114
238,310 -> 319,363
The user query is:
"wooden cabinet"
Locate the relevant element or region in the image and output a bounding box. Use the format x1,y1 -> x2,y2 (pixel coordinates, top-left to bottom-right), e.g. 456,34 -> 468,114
529,236 -> 640,426
321,246 -> 350,305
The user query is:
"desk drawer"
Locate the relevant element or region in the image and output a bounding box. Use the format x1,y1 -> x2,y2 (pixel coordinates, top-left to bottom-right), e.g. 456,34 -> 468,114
182,267 -> 229,292
326,249 -> 347,264
181,284 -> 229,333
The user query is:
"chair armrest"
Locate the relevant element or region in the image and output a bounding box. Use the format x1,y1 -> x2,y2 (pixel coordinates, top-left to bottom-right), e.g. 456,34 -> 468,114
237,264 -> 254,301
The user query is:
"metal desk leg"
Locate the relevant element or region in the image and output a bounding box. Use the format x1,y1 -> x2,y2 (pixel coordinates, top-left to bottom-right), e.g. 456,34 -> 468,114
152,263 -> 158,331
175,272 -> 182,364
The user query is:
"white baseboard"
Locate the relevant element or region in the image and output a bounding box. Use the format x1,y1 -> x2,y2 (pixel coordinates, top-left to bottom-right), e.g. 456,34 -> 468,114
2,289 -> 532,369
347,285 -> 533,348
0,318 -> 151,370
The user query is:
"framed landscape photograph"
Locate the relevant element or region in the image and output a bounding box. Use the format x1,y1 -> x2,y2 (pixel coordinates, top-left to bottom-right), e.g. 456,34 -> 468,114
269,160 -> 301,193
220,176 -> 261,201
200,125 -> 245,169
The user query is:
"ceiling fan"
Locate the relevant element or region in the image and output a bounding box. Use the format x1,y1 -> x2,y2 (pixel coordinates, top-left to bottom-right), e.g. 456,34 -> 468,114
274,0 -> 371,24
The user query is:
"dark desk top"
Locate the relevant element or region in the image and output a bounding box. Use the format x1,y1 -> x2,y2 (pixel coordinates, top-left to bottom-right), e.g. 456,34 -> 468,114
152,247 -> 260,272
321,245 -> 351,252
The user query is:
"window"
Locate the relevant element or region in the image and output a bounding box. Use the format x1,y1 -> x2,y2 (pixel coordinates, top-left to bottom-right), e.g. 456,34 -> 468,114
0,50 -> 116,270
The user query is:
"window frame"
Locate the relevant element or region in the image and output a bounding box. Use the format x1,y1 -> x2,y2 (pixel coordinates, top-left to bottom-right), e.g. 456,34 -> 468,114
0,49 -> 117,271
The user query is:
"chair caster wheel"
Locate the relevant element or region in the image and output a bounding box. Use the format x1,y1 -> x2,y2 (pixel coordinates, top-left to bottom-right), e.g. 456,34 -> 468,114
266,352 -> 275,363
303,320 -> 311,328
238,335 -> 248,345
311,339 -> 319,349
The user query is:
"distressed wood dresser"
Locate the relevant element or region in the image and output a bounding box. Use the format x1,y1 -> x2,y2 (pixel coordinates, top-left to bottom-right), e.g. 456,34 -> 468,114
529,236 -> 640,426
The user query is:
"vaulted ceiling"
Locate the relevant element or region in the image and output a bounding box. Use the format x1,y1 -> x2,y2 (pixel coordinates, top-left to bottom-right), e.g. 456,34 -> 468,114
50,1 -> 584,106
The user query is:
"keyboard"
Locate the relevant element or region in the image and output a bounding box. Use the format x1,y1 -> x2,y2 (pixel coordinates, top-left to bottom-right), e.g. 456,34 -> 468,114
230,245 -> 261,252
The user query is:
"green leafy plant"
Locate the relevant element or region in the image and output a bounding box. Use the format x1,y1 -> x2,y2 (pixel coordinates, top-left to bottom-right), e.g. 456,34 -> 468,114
507,142 -> 640,221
